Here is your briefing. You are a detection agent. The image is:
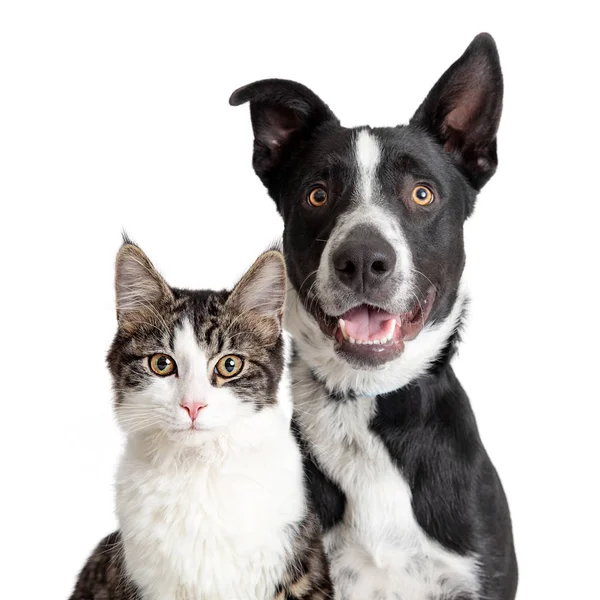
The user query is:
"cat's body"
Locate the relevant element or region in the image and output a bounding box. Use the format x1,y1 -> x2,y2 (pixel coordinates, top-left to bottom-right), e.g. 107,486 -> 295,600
71,245 -> 332,600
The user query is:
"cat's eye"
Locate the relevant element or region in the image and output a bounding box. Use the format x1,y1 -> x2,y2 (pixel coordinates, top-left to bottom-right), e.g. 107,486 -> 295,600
307,187 -> 328,207
411,185 -> 434,206
149,353 -> 177,377
215,355 -> 244,378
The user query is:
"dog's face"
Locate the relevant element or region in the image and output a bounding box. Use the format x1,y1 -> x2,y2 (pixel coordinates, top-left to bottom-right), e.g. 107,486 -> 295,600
231,34 -> 503,393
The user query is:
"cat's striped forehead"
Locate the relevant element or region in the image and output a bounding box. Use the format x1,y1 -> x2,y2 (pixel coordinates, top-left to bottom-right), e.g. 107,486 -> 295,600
115,288 -> 229,354
171,288 -> 231,352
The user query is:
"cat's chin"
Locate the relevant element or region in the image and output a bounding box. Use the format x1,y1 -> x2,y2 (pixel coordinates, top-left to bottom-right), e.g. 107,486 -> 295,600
168,428 -> 216,446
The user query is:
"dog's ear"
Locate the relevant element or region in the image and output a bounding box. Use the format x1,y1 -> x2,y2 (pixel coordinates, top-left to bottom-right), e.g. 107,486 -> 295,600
230,79 -> 339,186
410,33 -> 503,190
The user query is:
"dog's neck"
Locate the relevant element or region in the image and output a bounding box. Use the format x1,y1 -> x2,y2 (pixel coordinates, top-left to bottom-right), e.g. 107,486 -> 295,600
292,331 -> 462,400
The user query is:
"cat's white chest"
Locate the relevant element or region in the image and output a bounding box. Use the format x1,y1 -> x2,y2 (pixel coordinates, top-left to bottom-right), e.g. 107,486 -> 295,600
293,369 -> 479,600
117,433 -> 304,600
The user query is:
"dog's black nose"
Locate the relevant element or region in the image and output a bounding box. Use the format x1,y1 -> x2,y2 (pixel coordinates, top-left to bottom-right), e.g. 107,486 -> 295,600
332,227 -> 397,294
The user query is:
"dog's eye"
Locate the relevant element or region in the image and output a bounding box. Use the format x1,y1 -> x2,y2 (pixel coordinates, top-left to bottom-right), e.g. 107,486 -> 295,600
149,353 -> 177,377
307,187 -> 328,207
412,185 -> 434,206
215,355 -> 244,378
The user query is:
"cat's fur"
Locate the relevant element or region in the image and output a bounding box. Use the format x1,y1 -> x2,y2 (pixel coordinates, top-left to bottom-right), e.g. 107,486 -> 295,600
70,243 -> 333,600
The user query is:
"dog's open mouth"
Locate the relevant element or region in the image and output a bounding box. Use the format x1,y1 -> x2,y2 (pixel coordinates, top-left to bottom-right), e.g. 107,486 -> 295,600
315,287 -> 436,365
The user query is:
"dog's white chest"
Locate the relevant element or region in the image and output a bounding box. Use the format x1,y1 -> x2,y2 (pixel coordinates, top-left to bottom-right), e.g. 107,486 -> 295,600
116,435 -> 304,600
293,369 -> 479,600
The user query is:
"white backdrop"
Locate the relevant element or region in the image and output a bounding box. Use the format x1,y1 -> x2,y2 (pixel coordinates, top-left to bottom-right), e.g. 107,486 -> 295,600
1,2 -> 598,598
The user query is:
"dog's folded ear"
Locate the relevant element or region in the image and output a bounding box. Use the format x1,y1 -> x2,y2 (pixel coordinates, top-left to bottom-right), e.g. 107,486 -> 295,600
230,79 -> 339,186
410,33 -> 503,190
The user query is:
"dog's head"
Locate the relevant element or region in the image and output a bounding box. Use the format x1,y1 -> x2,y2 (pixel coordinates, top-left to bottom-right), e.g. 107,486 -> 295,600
231,34 -> 503,394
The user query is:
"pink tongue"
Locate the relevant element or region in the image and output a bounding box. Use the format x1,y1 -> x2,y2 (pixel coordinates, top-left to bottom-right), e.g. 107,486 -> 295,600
342,306 -> 395,341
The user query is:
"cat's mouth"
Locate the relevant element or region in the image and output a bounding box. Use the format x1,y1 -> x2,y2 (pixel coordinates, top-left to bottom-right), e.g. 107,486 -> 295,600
168,423 -> 216,446
313,288 -> 436,366
181,423 -> 209,433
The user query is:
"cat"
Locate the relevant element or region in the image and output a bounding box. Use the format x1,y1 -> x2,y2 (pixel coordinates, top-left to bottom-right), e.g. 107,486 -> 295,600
70,241 -> 333,600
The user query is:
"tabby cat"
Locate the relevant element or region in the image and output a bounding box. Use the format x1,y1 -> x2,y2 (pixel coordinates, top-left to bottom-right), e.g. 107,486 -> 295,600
70,242 -> 332,600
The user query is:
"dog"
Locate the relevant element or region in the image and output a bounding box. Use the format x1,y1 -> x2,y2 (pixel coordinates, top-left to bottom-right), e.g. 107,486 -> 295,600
230,33 -> 517,600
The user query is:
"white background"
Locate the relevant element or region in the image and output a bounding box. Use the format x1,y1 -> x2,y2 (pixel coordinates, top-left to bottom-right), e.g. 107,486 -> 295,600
1,2 -> 598,598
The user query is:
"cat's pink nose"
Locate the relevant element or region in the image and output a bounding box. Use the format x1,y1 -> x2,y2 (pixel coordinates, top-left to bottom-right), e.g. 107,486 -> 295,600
180,400 -> 207,422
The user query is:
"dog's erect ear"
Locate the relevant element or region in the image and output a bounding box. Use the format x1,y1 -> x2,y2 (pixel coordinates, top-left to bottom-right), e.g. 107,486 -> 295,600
229,79 -> 339,185
410,33 -> 503,190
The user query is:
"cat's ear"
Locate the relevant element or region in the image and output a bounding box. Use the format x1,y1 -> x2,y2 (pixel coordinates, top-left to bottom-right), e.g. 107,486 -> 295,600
227,250 -> 287,331
229,79 -> 339,187
410,33 -> 503,190
115,242 -> 173,332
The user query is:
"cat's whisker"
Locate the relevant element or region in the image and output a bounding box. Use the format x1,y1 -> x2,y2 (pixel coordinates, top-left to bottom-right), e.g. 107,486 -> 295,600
114,411 -> 163,421
115,407 -> 164,415
115,405 -> 161,411
116,419 -> 161,428
116,420 -> 162,428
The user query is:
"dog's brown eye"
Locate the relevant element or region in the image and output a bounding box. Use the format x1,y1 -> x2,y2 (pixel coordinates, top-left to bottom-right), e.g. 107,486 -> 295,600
307,187 -> 328,207
149,354 -> 177,376
215,355 -> 244,378
412,185 -> 434,206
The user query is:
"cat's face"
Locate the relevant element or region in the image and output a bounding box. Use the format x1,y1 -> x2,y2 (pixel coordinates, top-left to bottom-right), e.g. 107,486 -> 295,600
107,244 -> 286,446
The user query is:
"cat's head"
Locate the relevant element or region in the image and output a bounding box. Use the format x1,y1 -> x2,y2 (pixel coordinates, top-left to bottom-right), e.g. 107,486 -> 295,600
107,242 -> 287,446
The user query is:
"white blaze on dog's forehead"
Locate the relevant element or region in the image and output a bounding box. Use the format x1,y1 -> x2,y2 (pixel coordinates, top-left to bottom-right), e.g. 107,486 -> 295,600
354,128 -> 381,202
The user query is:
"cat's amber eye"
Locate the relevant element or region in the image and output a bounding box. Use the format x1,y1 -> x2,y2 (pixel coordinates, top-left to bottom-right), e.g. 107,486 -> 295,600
411,185 -> 434,206
215,355 -> 244,378
149,353 -> 177,377
307,187 -> 328,207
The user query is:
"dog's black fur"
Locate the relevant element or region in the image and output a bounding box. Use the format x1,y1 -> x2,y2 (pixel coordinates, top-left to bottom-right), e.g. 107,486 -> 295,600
231,33 -> 517,600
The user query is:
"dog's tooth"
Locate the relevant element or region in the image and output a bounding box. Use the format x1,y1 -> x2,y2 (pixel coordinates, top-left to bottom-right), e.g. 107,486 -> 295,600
339,318 -> 349,340
385,319 -> 397,341
349,337 -> 356,344
356,339 -> 363,345
366,340 -> 373,345
373,339 -> 381,345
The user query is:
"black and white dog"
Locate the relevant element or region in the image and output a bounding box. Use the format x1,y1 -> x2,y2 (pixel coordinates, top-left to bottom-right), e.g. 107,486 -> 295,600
231,33 -> 517,600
